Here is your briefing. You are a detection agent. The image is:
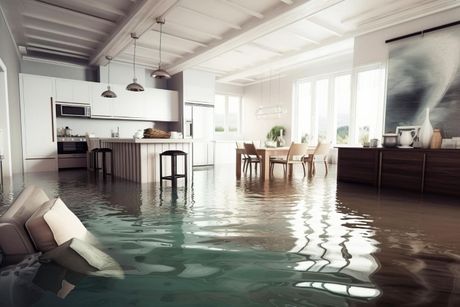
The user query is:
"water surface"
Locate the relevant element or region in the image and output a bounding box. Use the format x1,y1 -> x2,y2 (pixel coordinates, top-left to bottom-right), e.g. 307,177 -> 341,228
1,165 -> 459,306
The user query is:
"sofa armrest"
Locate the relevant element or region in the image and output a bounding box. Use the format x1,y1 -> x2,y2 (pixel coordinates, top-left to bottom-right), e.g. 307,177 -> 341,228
0,221 -> 36,264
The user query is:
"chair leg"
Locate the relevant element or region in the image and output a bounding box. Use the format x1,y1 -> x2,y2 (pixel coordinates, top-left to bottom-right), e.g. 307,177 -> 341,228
302,162 -> 306,177
324,160 -> 328,176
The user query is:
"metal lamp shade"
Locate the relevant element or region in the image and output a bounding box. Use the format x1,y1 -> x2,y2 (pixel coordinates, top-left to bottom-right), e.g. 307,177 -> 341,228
151,68 -> 171,79
126,79 -> 144,92
101,86 -> 117,98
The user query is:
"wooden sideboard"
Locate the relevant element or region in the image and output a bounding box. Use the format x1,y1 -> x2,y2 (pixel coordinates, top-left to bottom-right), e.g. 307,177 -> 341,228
337,147 -> 460,196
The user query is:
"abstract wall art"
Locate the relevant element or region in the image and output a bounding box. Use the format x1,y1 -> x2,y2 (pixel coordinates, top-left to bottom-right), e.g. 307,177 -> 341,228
385,24 -> 460,137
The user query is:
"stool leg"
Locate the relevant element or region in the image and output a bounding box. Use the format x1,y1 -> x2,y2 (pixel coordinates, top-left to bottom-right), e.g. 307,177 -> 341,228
94,152 -> 99,174
184,154 -> 188,186
102,152 -> 107,176
160,154 -> 163,187
171,155 -> 177,187
110,152 -> 114,176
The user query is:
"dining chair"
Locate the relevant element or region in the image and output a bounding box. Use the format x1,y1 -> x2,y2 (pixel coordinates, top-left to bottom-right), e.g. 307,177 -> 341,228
270,142 -> 309,177
243,142 -> 261,176
303,142 -> 330,176
236,142 -> 250,173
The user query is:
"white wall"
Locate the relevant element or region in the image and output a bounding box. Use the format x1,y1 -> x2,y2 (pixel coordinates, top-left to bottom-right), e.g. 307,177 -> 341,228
56,117 -> 168,138
0,7 -> 21,175
20,58 -> 98,81
241,53 -> 354,144
354,7 -> 460,67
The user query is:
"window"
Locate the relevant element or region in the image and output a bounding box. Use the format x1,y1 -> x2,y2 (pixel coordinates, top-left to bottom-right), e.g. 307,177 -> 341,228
293,65 -> 385,146
334,75 -> 351,144
214,94 -> 242,137
355,68 -> 385,145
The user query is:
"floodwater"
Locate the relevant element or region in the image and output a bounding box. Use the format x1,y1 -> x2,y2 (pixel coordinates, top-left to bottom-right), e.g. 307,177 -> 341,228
0,165 -> 459,307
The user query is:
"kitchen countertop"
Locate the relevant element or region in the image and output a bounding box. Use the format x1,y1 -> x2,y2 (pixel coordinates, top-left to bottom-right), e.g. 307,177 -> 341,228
99,138 -> 193,144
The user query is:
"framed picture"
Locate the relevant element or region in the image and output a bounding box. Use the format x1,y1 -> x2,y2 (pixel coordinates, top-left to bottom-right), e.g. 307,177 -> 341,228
395,126 -> 421,145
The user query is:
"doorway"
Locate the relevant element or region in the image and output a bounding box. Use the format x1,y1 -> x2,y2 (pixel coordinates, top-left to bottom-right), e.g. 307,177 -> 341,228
0,57 -> 12,178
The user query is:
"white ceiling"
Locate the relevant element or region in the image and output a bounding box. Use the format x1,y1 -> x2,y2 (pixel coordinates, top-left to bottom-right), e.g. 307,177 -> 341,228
1,0 -> 459,86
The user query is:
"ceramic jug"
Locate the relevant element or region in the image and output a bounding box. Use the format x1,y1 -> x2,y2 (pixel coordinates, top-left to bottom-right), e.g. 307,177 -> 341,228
399,130 -> 415,147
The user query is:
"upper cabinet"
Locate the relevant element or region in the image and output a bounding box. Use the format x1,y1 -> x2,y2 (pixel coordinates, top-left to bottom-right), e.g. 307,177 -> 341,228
90,82 -> 179,122
183,70 -> 215,105
55,78 -> 91,104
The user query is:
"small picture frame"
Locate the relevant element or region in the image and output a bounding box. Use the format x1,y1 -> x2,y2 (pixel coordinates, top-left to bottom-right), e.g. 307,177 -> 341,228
395,126 -> 421,145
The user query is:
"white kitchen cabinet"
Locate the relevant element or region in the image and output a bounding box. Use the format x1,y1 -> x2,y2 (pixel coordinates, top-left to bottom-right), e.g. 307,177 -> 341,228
20,74 -> 58,172
183,70 -> 215,104
143,88 -> 179,121
55,78 -> 91,104
91,83 -> 114,118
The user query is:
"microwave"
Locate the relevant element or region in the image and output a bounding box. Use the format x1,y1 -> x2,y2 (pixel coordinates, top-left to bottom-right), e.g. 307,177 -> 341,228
56,103 -> 91,118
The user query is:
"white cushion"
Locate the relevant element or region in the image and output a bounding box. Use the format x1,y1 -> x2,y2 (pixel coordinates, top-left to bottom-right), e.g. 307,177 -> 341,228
40,238 -> 124,279
25,198 -> 88,252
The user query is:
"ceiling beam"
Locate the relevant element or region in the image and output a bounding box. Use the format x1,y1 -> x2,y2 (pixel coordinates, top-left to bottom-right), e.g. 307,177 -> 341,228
307,17 -> 342,36
24,25 -> 100,44
166,0 -> 344,75
287,30 -> 320,44
151,30 -> 208,47
23,13 -> 107,36
127,43 -> 185,58
27,43 -> 90,57
176,6 -> 241,30
137,41 -> 194,54
25,34 -> 95,50
165,20 -> 223,40
77,0 -> 126,18
89,0 -> 180,66
26,47 -> 89,60
217,36 -> 353,83
249,42 -> 283,56
218,0 -> 264,19
32,0 -> 115,26
280,0 -> 294,5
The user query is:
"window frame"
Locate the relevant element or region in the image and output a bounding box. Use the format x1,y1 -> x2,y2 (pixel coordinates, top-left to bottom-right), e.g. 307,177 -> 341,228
214,93 -> 242,139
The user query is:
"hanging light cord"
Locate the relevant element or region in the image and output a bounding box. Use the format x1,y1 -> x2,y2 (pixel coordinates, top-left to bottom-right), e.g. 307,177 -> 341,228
108,59 -> 111,86
159,22 -> 163,69
133,37 -> 137,80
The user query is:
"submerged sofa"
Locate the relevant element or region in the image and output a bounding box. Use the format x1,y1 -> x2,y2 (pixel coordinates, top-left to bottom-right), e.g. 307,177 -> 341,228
0,186 -> 49,264
0,185 -> 103,266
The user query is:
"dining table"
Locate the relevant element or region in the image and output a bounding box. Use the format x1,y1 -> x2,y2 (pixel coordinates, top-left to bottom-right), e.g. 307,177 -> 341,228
236,146 -> 314,181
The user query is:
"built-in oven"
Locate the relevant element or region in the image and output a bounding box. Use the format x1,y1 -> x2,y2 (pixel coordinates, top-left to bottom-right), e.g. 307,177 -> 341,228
57,137 -> 88,169
56,103 -> 91,118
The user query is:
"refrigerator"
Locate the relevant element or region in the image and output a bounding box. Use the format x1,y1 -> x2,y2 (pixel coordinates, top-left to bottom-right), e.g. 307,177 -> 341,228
184,103 -> 214,166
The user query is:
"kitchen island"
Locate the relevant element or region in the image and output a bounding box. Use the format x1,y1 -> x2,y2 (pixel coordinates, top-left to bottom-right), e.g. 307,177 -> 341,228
99,138 -> 192,183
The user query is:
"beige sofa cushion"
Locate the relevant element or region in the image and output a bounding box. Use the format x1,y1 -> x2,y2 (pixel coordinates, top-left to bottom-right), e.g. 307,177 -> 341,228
40,238 -> 124,279
0,185 -> 49,263
25,198 -> 88,252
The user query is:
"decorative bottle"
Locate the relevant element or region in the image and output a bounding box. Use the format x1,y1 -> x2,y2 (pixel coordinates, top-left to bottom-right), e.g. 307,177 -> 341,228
419,108 -> 433,149
277,129 -> 286,147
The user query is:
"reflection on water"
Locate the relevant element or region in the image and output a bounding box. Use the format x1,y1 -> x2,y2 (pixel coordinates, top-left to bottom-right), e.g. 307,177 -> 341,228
0,165 -> 459,306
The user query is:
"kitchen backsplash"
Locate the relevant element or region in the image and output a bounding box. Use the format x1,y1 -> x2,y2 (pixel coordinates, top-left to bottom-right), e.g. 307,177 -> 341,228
56,118 -> 169,138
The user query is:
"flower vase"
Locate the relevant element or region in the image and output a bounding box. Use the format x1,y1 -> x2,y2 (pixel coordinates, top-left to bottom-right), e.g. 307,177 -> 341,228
419,108 -> 433,149
277,129 -> 286,147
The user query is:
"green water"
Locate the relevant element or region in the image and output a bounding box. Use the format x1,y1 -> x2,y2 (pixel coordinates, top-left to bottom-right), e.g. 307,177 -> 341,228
1,166 -> 459,306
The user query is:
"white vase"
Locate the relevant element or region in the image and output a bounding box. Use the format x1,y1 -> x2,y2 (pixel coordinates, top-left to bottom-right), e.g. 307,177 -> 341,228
419,108 -> 433,149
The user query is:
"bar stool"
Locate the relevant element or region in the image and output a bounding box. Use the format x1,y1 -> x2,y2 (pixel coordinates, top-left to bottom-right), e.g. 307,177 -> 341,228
86,136 -> 113,176
90,148 -> 113,175
160,150 -> 187,187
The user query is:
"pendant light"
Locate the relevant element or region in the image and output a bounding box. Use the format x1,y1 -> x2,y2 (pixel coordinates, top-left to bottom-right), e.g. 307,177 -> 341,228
151,17 -> 171,79
101,56 -> 117,98
126,33 -> 144,91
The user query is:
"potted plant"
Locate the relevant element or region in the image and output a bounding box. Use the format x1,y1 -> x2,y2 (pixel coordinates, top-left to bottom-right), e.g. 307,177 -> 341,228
266,126 -> 286,147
